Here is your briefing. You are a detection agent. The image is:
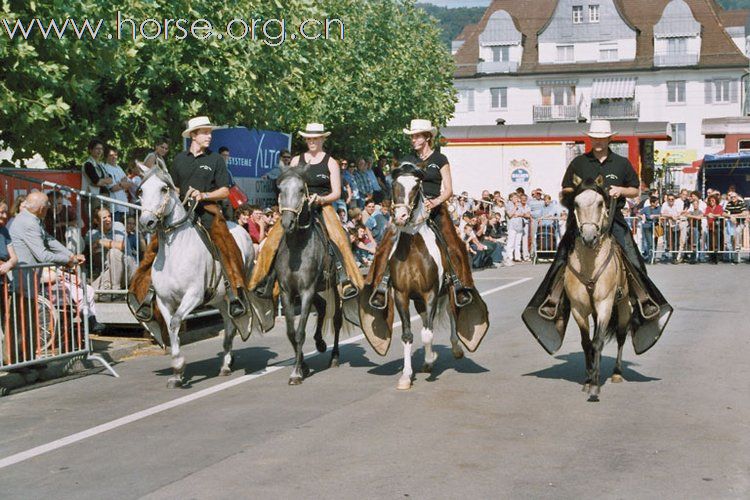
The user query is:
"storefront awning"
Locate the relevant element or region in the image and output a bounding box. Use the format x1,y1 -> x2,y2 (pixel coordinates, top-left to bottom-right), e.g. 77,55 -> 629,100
592,77 -> 637,99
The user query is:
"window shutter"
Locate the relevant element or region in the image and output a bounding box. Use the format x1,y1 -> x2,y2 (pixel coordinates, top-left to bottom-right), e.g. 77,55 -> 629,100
731,79 -> 739,103
705,80 -> 713,104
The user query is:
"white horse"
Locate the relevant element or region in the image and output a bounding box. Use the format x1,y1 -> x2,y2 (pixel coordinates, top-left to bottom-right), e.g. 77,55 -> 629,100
137,165 -> 254,388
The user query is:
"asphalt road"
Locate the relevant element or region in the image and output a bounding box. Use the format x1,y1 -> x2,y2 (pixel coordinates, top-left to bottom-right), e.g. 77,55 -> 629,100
1,263 -> 748,499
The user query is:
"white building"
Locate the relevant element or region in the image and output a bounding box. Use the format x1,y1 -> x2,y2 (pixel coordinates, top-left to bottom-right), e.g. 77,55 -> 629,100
449,0 -> 749,173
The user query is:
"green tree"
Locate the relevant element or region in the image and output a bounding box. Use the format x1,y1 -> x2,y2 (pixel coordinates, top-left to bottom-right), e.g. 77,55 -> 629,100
0,0 -> 455,166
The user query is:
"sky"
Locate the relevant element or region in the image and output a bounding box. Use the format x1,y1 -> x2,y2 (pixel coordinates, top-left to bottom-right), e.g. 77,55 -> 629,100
422,0 -> 491,7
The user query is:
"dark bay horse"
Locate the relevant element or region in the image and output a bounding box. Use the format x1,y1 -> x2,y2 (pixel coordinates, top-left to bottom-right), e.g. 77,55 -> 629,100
251,164 -> 343,385
360,162 -> 489,390
565,176 -> 632,401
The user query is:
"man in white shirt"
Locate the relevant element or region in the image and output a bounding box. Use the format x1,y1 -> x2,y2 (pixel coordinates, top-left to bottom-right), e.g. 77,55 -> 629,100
660,193 -> 687,263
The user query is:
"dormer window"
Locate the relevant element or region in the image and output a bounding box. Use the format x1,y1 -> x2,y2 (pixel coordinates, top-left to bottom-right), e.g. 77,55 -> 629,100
667,37 -> 687,54
589,5 -> 600,23
492,46 -> 510,62
572,5 -> 583,24
599,43 -> 618,61
557,45 -> 574,62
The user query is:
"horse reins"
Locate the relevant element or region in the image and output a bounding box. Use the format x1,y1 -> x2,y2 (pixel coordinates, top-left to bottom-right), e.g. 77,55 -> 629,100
278,183 -> 314,230
139,169 -> 198,233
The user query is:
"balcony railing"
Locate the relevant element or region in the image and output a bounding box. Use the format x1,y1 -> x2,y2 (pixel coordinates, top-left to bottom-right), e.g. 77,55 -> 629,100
533,104 -> 578,122
590,100 -> 640,120
654,52 -> 700,67
477,60 -> 519,74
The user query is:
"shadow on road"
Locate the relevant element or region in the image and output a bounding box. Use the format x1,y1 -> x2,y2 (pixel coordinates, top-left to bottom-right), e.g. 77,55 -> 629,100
153,346 -> 279,386
522,352 -> 660,386
366,344 -> 489,382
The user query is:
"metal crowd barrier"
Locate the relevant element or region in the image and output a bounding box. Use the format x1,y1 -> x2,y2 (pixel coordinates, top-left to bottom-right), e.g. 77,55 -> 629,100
510,213 -> 750,265
0,264 -> 117,376
651,215 -> 749,264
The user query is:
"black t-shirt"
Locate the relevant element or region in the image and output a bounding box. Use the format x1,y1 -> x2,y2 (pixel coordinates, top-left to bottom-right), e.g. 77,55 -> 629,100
419,150 -> 448,199
83,160 -> 111,194
562,149 -> 639,212
170,149 -> 230,195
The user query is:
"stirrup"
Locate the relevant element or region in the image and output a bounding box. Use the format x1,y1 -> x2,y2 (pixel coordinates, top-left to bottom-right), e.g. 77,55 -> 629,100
537,297 -> 559,321
340,280 -> 358,300
133,286 -> 156,322
228,288 -> 249,319
450,276 -> 473,308
254,275 -> 275,299
368,279 -> 389,310
638,297 -> 660,320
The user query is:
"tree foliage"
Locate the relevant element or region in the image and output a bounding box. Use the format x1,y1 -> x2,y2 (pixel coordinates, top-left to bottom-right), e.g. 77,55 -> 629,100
0,0 -> 456,166
415,3 -> 485,48
718,0 -> 750,9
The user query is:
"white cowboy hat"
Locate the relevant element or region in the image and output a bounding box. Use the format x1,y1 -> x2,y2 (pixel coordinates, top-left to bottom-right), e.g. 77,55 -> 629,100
181,116 -> 217,138
586,119 -> 616,138
298,123 -> 331,138
403,119 -> 437,136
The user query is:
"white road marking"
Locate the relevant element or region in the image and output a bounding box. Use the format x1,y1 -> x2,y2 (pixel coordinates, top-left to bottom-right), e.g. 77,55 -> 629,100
0,277 -> 532,470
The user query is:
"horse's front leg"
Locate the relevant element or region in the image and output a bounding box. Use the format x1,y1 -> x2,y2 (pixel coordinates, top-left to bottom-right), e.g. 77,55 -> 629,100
589,300 -> 614,401
219,310 -> 235,376
394,290 -> 413,390
162,292 -> 202,388
420,291 -> 439,373
289,290 -> 314,385
330,294 -> 343,368
571,307 -> 594,392
312,294 -> 327,354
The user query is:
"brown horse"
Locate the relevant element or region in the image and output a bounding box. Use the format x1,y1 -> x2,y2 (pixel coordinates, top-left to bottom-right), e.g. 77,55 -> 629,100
565,176 -> 632,401
359,162 -> 489,390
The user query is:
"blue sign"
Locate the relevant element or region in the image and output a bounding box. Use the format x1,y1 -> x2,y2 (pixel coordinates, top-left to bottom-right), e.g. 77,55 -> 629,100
511,167 -> 530,184
208,127 -> 291,178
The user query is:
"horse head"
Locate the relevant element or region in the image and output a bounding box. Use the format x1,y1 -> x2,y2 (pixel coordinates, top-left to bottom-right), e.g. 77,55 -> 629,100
571,174 -> 611,248
277,163 -> 311,234
136,161 -> 180,233
390,160 -> 425,227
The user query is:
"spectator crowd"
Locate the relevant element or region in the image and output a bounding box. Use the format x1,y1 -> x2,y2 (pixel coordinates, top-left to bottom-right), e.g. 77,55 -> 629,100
2,137 -> 749,341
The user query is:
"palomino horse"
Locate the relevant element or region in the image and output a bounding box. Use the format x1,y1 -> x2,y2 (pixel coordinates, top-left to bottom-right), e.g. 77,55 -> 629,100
136,164 -> 255,388
250,164 -> 344,385
359,162 -> 489,390
565,176 -> 631,401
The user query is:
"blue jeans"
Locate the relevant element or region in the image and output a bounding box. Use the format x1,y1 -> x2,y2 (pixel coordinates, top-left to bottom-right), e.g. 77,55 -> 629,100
641,225 -> 653,261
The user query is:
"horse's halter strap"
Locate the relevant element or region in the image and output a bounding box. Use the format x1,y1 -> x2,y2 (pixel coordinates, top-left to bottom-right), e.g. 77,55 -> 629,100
279,183 -> 313,229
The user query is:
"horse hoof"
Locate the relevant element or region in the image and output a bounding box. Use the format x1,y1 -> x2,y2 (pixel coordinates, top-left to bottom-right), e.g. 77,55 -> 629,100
611,374 -> 624,383
315,339 -> 327,353
396,376 -> 412,390
219,367 -> 232,377
288,377 -> 303,386
587,394 -> 600,402
452,349 -> 464,360
329,356 -> 339,368
166,378 -> 183,389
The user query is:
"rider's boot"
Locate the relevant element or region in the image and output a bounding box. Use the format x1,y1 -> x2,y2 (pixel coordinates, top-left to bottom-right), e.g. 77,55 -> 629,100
428,215 -> 474,309
329,240 -> 358,300
367,229 -> 396,310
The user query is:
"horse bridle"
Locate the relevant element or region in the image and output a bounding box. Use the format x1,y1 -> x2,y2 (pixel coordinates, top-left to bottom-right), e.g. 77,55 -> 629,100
568,194 -> 619,295
139,169 -> 197,233
574,195 -> 617,243
279,183 -> 313,230
391,177 -> 429,226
